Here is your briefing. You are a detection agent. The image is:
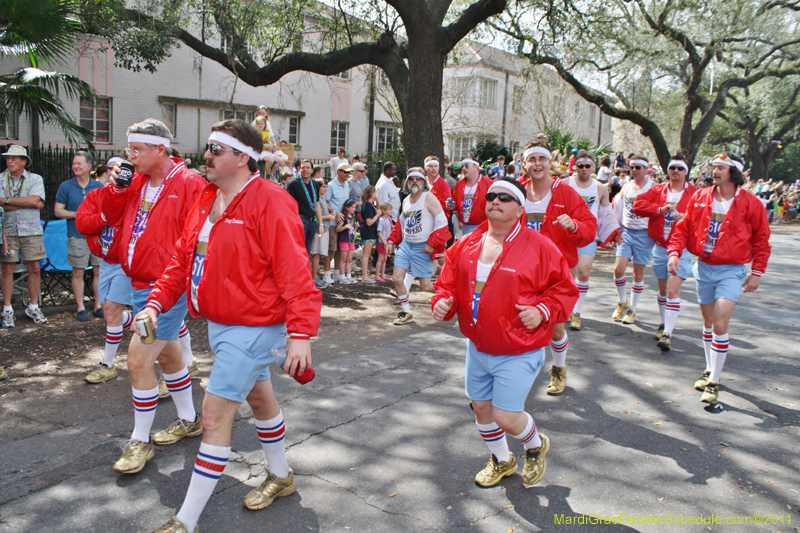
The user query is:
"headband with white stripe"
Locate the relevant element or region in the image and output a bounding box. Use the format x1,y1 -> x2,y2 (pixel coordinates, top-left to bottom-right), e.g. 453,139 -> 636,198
523,146 -> 552,161
107,157 -> 125,167
406,171 -> 425,180
575,157 -> 594,165
668,160 -> 689,172
488,180 -> 526,206
629,159 -> 649,167
712,157 -> 744,172
424,160 -> 439,168
208,131 -> 261,161
461,158 -> 480,167
128,133 -> 171,148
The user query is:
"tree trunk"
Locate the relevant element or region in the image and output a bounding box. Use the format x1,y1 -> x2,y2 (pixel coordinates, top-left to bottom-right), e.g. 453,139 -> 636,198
748,134 -> 769,181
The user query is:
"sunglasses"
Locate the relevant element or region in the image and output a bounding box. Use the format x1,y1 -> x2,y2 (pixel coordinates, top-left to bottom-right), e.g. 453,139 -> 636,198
630,165 -> 644,170
205,143 -> 240,156
576,164 -> 593,169
407,176 -> 424,182
714,153 -> 730,160
485,192 -> 520,204
668,165 -> 686,172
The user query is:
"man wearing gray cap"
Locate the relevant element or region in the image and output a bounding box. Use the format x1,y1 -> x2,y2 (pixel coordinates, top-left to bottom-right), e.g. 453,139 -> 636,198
0,145 -> 47,327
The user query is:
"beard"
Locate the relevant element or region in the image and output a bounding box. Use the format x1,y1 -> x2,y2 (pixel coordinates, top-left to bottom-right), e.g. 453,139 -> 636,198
410,185 -> 420,194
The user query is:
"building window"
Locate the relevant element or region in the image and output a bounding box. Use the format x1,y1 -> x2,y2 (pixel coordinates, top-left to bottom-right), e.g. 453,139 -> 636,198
376,126 -> 396,152
509,141 -> 520,155
606,115 -> 614,131
589,106 -> 596,128
454,78 -> 474,105
161,103 -> 176,136
288,117 -> 300,145
0,114 -> 18,140
377,69 -> 389,87
331,121 -> 347,155
334,70 -> 350,80
512,86 -> 524,115
478,78 -> 497,109
451,136 -> 474,162
574,100 -> 582,116
220,109 -> 253,122
80,97 -> 111,144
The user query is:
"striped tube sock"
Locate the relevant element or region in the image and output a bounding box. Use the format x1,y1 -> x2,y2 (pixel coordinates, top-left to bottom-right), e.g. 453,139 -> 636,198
510,412 -> 542,450
550,333 -> 569,368
573,282 -> 589,314
476,421 -> 510,463
131,385 -> 159,442
163,368 -> 196,422
255,412 -> 289,479
709,333 -> 729,383
179,321 -> 194,367
615,276 -> 627,303
397,293 -> 411,314
702,327 -> 713,370
657,293 -> 667,324
664,298 -> 680,335
122,310 -> 134,330
630,282 -> 645,312
176,442 -> 230,532
102,325 -> 124,367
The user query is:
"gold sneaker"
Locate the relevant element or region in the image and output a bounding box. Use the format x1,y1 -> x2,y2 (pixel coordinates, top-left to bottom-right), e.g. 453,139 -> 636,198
85,363 -> 118,384
0,367 -> 7,380
244,470 -> 296,510
700,381 -> 719,405
657,333 -> 671,352
153,415 -> 203,445
568,313 -> 581,330
694,370 -> 711,391
153,516 -> 198,533
521,433 -> 550,488
188,361 -> 199,378
393,311 -> 413,325
612,301 -> 629,321
158,378 -> 170,399
546,365 -> 567,396
654,323 -> 665,340
621,309 -> 636,324
474,454 -> 518,487
113,439 -> 154,474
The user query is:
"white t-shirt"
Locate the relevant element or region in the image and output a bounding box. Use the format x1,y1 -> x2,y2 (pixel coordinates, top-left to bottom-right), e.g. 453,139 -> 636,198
663,189 -> 684,242
525,191 -> 552,232
597,166 -> 613,183
462,182 -> 479,223
472,259 -> 492,322
703,197 -> 732,254
621,180 -> 654,230
191,217 -> 214,312
328,157 -> 349,173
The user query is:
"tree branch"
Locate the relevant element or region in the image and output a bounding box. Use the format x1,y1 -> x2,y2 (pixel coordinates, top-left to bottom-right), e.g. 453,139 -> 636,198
440,0 -> 507,53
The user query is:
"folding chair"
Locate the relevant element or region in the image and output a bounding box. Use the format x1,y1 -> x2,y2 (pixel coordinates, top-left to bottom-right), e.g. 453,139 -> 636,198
39,220 -> 75,306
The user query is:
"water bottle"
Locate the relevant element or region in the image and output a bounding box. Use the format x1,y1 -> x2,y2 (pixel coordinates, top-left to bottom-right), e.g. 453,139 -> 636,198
271,348 -> 315,384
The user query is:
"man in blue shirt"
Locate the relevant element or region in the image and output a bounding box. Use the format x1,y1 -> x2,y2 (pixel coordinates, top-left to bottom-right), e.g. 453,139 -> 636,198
55,151 -> 104,321
489,155 -> 507,180
322,163 -> 352,284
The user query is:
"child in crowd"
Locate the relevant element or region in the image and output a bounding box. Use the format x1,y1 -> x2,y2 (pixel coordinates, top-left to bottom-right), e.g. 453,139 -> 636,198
311,181 -> 335,290
253,113 -> 279,178
337,199 -> 358,284
375,202 -> 393,282
360,186 -> 380,283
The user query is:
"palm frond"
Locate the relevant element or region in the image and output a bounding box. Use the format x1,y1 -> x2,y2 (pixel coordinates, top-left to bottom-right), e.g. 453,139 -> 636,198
0,0 -> 83,65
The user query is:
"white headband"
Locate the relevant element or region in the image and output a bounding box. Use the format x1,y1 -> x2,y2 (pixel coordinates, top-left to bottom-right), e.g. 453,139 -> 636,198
208,131 -> 261,162
128,133 -> 171,148
712,157 -> 744,172
461,158 -> 480,167
107,157 -> 125,167
424,160 -> 439,168
523,146 -> 552,161
488,181 -> 526,206
575,157 -> 594,165
668,160 -> 689,172
629,159 -> 649,167
406,171 -> 425,180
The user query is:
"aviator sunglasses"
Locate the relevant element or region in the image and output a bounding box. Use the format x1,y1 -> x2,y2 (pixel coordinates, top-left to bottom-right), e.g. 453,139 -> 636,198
205,143 -> 241,156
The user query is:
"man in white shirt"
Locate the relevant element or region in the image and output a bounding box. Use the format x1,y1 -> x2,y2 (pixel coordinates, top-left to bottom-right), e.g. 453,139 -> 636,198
375,161 -> 401,222
327,148 -> 348,177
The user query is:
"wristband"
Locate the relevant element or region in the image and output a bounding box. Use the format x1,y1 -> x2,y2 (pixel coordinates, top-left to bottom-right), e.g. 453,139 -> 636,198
288,332 -> 310,339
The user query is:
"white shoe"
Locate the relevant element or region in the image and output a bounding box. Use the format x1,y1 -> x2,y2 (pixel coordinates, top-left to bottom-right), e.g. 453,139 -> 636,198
332,271 -> 341,281
323,273 -> 333,284
2,309 -> 14,328
352,263 -> 362,272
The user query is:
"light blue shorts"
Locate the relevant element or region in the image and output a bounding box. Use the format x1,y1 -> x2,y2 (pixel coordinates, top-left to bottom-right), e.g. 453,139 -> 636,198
132,288 -> 187,341
394,241 -> 434,279
464,340 -> 545,412
616,227 -> 655,265
577,241 -> 598,258
652,245 -> 692,280
98,261 -> 132,305
206,321 -> 287,403
693,261 -> 747,305
462,224 -> 479,235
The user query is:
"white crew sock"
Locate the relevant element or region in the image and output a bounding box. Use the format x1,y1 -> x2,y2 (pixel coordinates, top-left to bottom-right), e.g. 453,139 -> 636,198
179,322 -> 194,367
657,293 -> 667,324
476,421 -> 510,462
3,305 -> 12,313
509,411 -> 542,450
131,385 -> 160,442
162,368 -> 196,422
702,327 -> 713,370
175,442 -> 230,532
663,298 -> 680,335
630,281 -> 644,312
255,411 -> 289,479
102,325 -> 124,367
573,282 -> 589,314
28,303 -> 39,311
550,334 -> 568,368
708,333 -> 729,383
404,272 -> 414,293
614,276 -> 627,304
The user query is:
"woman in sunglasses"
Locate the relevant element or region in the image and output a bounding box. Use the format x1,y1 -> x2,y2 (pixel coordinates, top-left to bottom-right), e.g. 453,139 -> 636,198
668,151 -> 771,406
432,177 -> 577,491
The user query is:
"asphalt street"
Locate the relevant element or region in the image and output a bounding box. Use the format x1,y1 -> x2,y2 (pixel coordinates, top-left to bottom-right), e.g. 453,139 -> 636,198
1,229 -> 798,533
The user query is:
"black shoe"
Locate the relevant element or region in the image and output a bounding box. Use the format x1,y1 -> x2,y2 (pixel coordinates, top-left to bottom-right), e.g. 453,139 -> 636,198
76,310 -> 91,321
92,308 -> 104,319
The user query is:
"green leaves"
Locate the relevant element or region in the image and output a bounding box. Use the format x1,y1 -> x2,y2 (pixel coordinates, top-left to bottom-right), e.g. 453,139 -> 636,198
0,0 -> 83,66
